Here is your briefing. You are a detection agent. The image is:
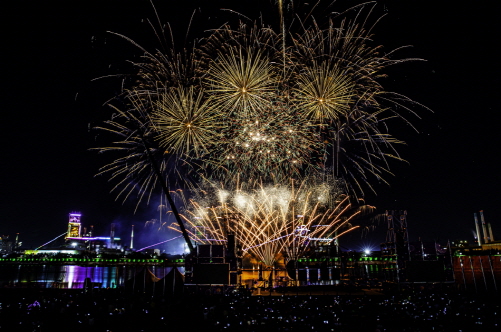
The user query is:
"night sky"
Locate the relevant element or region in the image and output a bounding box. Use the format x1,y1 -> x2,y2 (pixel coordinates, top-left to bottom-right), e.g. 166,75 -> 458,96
3,0 -> 500,250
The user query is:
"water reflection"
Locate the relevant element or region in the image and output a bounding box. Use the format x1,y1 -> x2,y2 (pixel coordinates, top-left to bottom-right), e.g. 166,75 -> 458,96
0,264 -> 184,289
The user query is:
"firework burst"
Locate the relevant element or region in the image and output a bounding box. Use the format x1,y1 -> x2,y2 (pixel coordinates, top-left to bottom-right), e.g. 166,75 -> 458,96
168,178 -> 374,266
153,85 -> 223,158
96,3 -> 423,196
205,47 -> 277,118
292,61 -> 355,122
93,92 -> 161,208
94,1 -> 426,257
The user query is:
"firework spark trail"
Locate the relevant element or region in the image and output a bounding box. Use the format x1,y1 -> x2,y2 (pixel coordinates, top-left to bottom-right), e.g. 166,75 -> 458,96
168,180 -> 374,266
93,93 -> 160,208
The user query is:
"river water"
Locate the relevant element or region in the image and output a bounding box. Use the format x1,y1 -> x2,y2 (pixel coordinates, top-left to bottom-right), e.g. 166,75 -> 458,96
0,264 -> 184,289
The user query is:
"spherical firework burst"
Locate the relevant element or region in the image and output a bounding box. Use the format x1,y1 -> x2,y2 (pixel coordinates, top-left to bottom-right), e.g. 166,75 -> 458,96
285,13 -> 419,194
292,61 -> 355,122
153,85 -> 223,158
205,47 -> 278,118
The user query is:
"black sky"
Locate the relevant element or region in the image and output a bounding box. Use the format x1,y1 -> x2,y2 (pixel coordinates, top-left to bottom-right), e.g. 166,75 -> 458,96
2,0 -> 500,249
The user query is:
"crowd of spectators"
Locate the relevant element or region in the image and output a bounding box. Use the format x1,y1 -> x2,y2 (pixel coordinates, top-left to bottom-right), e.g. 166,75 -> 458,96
0,286 -> 499,331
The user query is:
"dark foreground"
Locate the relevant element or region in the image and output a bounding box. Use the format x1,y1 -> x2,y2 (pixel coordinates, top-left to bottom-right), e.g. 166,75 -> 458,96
0,287 -> 499,332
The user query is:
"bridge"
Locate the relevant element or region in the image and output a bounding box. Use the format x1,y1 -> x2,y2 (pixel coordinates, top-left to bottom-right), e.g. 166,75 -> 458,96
0,256 -> 185,267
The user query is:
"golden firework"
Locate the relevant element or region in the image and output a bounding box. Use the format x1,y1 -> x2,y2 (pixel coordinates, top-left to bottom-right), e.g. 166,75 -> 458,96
94,1 -> 426,236
153,85 -> 223,158
205,47 -> 278,118
293,61 -> 355,122
168,179 -> 374,266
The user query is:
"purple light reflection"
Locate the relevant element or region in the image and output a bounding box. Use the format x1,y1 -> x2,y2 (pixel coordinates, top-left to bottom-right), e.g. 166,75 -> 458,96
3,264 -> 185,289
58,265 -> 183,289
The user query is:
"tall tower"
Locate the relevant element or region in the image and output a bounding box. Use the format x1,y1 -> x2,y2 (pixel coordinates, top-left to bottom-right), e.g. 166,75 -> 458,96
66,212 -> 82,239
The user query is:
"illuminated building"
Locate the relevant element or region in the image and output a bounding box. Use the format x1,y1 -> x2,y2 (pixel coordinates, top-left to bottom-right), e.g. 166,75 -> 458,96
61,212 -> 122,251
66,212 -> 82,239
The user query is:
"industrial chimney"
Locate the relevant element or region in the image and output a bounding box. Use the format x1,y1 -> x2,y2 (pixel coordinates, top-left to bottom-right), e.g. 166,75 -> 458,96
474,213 -> 482,246
480,210 -> 489,243
488,223 -> 495,242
